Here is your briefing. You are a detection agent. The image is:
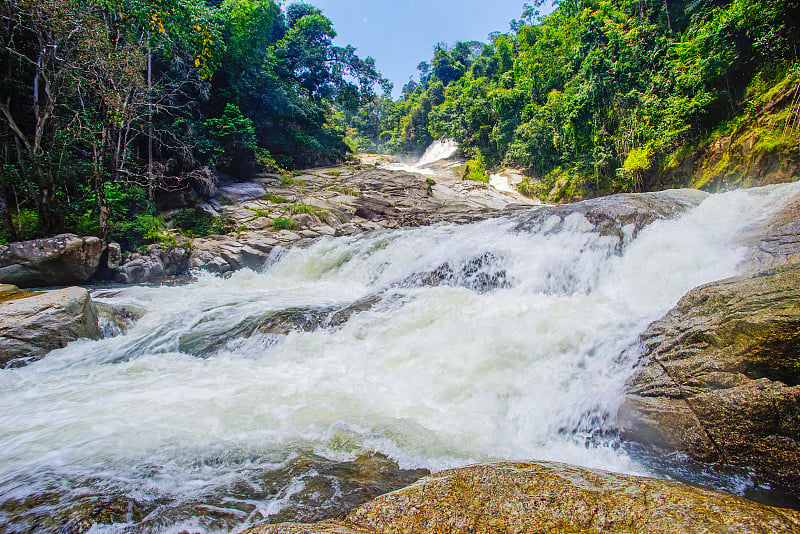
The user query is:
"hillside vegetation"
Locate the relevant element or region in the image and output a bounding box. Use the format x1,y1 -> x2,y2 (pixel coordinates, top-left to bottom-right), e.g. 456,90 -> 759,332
345,0 -> 800,202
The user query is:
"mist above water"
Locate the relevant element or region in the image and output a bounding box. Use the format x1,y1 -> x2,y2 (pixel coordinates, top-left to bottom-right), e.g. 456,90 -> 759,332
1,182 -> 798,532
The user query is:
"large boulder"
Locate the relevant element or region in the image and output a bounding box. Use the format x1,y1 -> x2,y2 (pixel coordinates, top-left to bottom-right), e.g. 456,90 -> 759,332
514,189 -> 709,239
0,234 -> 104,288
0,286 -> 101,367
618,264 -> 800,497
243,461 -> 800,534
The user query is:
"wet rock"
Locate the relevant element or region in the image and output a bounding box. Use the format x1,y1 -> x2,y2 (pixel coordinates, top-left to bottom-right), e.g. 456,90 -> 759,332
514,189 -> 708,239
408,252 -> 511,293
257,308 -> 329,335
0,234 -> 104,288
256,295 -> 384,336
619,264 -> 800,498
244,461 -> 800,534
189,235 -> 272,273
739,190 -> 800,272
0,286 -> 100,367
95,302 -> 142,337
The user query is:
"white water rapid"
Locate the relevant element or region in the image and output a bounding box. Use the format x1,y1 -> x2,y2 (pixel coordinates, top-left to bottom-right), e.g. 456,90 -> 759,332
381,139 -> 459,175
1,183 -> 799,532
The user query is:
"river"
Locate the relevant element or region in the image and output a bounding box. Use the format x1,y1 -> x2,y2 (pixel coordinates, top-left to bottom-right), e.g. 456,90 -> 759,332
1,181 -> 798,533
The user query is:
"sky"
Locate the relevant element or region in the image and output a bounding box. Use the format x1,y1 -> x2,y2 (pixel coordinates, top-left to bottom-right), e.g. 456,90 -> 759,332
306,0 -> 542,97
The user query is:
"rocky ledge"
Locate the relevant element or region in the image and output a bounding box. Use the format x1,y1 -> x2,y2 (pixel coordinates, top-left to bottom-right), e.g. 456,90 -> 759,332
0,285 -> 100,368
184,167 -> 536,275
618,189 -> 800,499
618,263 -> 800,498
0,234 -> 105,288
243,461 -> 800,534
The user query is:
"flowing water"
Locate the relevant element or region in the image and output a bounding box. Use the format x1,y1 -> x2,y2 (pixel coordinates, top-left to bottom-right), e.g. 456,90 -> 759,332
380,139 -> 459,176
1,182 -> 799,533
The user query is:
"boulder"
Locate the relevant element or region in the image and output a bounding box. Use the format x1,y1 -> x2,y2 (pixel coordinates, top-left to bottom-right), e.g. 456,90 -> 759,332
0,234 -> 104,288
618,264 -> 800,497
514,189 -> 709,239
243,461 -> 800,534
115,244 -> 187,284
0,286 -> 100,367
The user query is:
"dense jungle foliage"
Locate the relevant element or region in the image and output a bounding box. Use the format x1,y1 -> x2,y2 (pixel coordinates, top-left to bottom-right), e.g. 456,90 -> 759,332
0,0 -> 388,245
344,0 -> 800,201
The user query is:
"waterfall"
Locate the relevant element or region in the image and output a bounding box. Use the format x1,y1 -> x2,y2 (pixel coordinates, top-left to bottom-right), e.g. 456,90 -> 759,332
381,139 -> 459,175
0,183 -> 797,532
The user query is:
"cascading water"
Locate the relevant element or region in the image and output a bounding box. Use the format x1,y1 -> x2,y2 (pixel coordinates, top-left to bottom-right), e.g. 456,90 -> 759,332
1,183 -> 798,533
381,139 -> 459,175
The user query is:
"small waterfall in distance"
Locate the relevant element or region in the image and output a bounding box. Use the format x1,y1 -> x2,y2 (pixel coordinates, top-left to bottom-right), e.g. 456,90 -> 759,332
382,139 -> 459,175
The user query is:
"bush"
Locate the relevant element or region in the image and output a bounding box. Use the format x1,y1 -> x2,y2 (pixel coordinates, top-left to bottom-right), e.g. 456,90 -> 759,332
173,207 -> 214,237
273,217 -> 298,230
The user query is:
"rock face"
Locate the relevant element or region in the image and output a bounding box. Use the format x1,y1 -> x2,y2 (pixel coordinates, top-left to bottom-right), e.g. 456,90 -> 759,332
0,286 -> 101,367
115,244 -> 187,284
185,167 -> 534,273
514,188 -> 708,239
0,234 -> 104,288
739,190 -> 800,273
618,264 -> 800,497
243,461 -> 800,534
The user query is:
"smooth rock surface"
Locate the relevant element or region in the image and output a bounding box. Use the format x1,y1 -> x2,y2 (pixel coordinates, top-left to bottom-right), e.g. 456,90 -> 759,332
739,190 -> 800,272
244,461 -> 800,534
0,234 -> 104,288
619,264 -> 800,497
0,286 -> 100,367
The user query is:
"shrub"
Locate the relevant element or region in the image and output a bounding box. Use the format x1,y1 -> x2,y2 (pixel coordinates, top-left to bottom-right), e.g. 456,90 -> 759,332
273,217 -> 298,230
173,207 -> 214,237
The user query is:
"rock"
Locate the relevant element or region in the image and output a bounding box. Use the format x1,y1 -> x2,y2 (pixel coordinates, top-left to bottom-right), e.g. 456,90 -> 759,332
0,234 -> 104,288
618,264 -> 800,497
116,244 -> 187,284
0,286 -> 100,367
514,189 -> 708,240
256,295 -> 384,336
739,190 -> 800,272
106,242 -> 122,269
243,461 -> 800,534
189,235 -> 271,273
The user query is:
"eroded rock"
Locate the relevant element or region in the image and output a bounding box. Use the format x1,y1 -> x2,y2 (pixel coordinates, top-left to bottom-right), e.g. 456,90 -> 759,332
0,234 -> 104,288
514,189 -> 709,239
0,286 -> 101,367
244,461 -> 800,534
619,264 -> 800,497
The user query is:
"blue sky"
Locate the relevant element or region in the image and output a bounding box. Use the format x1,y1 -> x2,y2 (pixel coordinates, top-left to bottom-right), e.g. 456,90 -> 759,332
306,0 -> 544,97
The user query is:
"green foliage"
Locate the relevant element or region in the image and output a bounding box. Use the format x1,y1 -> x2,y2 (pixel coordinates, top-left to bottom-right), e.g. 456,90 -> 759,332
289,203 -> 317,215
463,154 -> 489,182
202,103 -> 257,176
0,0 -> 387,242
266,193 -> 288,203
272,217 -> 298,230
348,0 -> 800,200
173,207 -> 214,237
